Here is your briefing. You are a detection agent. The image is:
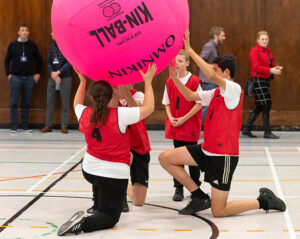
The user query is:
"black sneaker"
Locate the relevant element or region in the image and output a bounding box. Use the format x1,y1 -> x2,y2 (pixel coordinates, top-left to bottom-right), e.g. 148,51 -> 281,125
173,187 -> 184,201
122,199 -> 129,213
258,188 -> 286,212
264,132 -> 280,139
242,128 -> 257,138
57,211 -> 85,236
86,206 -> 97,215
179,196 -> 211,215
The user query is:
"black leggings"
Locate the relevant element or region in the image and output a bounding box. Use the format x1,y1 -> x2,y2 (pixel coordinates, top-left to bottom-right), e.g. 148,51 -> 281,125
82,170 -> 128,232
253,101 -> 272,115
173,140 -> 201,188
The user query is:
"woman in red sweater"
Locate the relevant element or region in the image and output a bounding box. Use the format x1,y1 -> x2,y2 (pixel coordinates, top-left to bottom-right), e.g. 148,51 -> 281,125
243,31 -> 283,139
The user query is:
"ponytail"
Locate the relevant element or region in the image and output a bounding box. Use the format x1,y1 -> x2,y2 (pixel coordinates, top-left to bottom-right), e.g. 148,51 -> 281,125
89,81 -> 113,125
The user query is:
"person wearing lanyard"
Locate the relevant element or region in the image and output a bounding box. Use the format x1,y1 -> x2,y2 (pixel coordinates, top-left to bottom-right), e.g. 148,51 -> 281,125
4,24 -> 42,133
40,33 -> 72,134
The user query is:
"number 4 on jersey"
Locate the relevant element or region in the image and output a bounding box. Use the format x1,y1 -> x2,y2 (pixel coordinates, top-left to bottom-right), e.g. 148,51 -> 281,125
92,128 -> 102,142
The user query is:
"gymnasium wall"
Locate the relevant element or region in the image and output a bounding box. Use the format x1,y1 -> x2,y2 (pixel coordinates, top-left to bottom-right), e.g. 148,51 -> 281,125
0,0 -> 299,127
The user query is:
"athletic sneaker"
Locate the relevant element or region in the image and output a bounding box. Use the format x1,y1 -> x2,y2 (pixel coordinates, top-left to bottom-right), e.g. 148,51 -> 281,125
86,206 -> 97,215
122,199 -> 129,213
57,211 -> 85,236
173,187 -> 184,201
258,188 -> 286,212
10,130 -> 17,134
179,196 -> 211,215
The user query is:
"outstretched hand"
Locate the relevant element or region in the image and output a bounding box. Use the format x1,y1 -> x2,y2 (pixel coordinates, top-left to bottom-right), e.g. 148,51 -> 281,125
169,59 -> 178,82
183,29 -> 192,53
140,63 -> 157,84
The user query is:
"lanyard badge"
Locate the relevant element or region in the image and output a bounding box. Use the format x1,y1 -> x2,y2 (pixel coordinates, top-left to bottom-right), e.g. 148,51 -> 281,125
20,44 -> 27,62
53,57 -> 60,64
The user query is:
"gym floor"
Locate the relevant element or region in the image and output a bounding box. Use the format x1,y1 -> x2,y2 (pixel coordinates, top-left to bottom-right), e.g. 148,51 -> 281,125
0,130 -> 299,239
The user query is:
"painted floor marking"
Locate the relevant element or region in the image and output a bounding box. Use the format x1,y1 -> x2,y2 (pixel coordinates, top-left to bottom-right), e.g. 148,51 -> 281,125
26,147 -> 86,192
265,147 -> 296,239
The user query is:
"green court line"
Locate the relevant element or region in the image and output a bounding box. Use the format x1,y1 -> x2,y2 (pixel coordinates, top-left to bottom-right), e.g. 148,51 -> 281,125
0,218 -> 57,238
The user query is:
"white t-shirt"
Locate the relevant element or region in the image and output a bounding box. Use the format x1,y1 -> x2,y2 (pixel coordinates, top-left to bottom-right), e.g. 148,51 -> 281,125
197,79 -> 241,109
162,72 -> 202,105
75,104 -> 140,178
198,79 -> 242,156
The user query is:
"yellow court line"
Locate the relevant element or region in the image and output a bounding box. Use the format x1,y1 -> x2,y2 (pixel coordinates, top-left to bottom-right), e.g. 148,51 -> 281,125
283,230 -> 300,232
173,229 -> 192,231
219,230 -> 229,232
106,228 -> 120,230
137,229 -> 156,231
247,230 -> 265,232
30,226 -> 49,229
0,226 -> 13,228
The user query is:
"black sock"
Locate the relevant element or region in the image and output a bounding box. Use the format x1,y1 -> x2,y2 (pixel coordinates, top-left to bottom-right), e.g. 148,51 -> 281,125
191,188 -> 207,199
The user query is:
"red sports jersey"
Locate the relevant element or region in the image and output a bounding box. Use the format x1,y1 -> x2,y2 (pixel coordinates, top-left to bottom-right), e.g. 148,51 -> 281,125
165,75 -> 202,142
79,107 -> 131,165
202,87 -> 244,155
119,89 -> 151,155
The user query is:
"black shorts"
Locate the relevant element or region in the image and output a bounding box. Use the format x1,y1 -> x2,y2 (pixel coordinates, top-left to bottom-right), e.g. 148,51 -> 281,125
186,144 -> 239,191
130,150 -> 150,187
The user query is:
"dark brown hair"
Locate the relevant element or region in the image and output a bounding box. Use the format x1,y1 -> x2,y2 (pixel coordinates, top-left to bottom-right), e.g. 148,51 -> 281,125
89,80 -> 113,125
18,24 -> 29,31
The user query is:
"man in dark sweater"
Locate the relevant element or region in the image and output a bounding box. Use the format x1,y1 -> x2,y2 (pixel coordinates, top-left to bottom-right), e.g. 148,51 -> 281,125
40,33 -> 72,134
4,24 -> 42,133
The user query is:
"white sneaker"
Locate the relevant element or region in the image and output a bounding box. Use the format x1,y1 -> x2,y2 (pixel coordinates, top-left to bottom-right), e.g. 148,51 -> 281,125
10,130 -> 17,134
25,129 -> 32,133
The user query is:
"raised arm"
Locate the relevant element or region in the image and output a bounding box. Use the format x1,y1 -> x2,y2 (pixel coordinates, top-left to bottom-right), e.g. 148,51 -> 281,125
119,85 -> 142,107
138,64 -> 157,121
73,69 -> 87,109
183,30 -> 226,90
169,64 -> 200,102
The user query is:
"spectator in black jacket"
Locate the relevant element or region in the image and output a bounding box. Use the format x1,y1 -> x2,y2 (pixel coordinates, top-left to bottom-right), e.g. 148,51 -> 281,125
40,33 -> 72,134
4,24 -> 42,133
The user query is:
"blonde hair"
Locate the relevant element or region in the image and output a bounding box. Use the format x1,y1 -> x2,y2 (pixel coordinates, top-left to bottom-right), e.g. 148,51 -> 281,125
178,49 -> 190,61
257,31 -> 269,39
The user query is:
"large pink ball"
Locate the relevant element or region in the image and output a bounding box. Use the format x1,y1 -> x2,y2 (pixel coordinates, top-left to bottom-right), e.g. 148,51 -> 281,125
51,0 -> 189,84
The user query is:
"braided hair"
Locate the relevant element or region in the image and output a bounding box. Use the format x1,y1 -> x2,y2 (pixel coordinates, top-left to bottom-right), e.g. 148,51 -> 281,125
89,80 -> 113,125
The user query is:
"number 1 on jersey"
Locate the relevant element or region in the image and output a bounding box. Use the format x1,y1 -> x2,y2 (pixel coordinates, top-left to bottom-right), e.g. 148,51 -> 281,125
92,128 -> 102,142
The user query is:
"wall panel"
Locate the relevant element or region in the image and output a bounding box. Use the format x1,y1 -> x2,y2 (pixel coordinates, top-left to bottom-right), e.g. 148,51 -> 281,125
0,0 -> 300,127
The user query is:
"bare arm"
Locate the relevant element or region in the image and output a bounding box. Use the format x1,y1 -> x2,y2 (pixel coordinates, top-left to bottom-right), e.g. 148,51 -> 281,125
119,85 -> 142,107
138,64 -> 157,121
169,65 -> 200,102
173,103 -> 202,127
73,70 -> 87,109
183,30 -> 226,90
165,105 -> 177,125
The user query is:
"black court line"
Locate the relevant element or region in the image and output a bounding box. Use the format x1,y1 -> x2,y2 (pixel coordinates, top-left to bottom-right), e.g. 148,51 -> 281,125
0,195 -> 219,238
0,158 -> 83,233
144,202 -> 219,239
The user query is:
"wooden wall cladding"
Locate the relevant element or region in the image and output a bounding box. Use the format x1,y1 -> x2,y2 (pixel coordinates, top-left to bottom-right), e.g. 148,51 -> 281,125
0,0 -> 299,127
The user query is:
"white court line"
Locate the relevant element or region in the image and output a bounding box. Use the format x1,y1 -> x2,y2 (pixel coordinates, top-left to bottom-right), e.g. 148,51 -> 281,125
26,146 -> 86,192
265,147 -> 296,239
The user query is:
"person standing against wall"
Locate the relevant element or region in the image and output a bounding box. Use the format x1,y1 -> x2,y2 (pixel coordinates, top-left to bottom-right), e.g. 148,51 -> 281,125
4,24 -> 42,133
242,31 -> 283,139
199,26 -> 226,121
40,33 -> 72,134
